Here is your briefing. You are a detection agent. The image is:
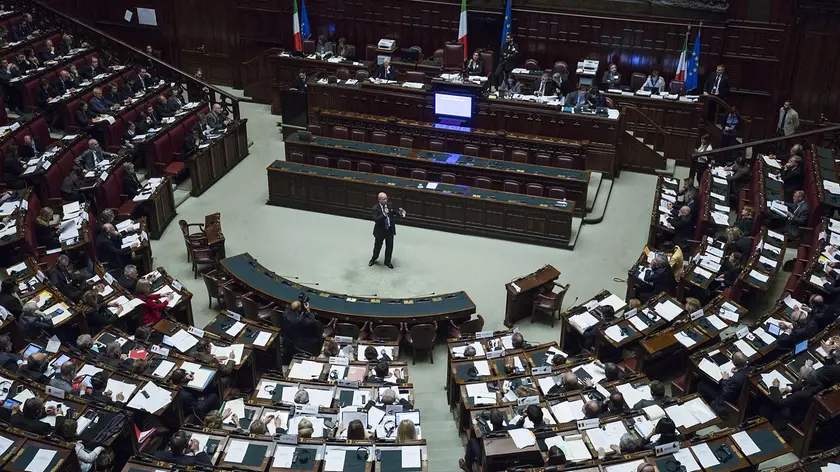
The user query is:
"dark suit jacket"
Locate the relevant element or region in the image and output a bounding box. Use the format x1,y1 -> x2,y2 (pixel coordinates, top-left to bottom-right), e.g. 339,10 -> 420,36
777,319 -> 818,349
532,79 -> 555,96
668,215 -> 694,248
817,364 -> 840,388
95,232 -> 131,270
52,77 -> 74,96
601,71 -> 622,88
39,47 -> 57,62
374,65 -> 397,81
719,368 -> 748,405
0,351 -> 20,371
76,109 -> 96,127
372,203 -> 398,238
719,260 -> 742,286
704,73 -> 730,99
644,265 -> 676,296
118,274 -> 137,293
206,111 -> 228,130
124,171 -> 142,199
58,42 -> 72,56
19,139 -> 43,159
48,265 -> 82,300
566,91 -> 587,107
466,61 -> 483,76
153,450 -> 213,467
11,413 -> 53,435
782,166 -> 804,195
0,292 -> 22,318
76,148 -> 106,170
12,22 -> 32,42
81,64 -> 105,80
787,201 -> 808,227
89,96 -> 114,115
156,101 -> 174,118
769,385 -> 819,426
35,222 -> 60,249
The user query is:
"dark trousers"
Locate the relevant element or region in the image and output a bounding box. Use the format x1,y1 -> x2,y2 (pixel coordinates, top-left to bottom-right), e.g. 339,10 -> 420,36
371,232 -> 394,264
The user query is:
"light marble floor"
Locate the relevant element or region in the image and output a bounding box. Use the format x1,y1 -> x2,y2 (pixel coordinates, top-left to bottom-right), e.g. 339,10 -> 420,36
147,98 -> 794,471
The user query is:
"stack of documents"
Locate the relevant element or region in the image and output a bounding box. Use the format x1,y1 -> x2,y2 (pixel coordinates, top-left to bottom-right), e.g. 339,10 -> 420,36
127,381 -> 173,412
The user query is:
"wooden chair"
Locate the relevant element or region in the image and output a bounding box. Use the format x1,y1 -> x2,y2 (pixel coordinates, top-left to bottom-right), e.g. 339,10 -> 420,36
405,322 -> 437,364
242,294 -> 275,323
221,283 -> 249,312
335,322 -> 361,339
531,283 -> 569,327
200,270 -> 226,309
178,219 -> 207,263
372,324 -> 401,343
449,314 -> 484,338
191,246 -> 216,278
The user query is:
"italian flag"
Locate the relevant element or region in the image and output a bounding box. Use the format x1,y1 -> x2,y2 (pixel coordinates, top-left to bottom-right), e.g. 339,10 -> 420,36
458,0 -> 467,59
675,31 -> 688,81
293,0 -> 302,52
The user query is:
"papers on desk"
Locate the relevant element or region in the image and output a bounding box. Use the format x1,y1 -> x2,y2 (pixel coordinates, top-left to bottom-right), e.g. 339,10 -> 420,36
606,460 -> 645,472
225,398 -> 246,424
272,444 -> 295,468
627,314 -> 649,332
24,449 -> 56,472
655,300 -> 683,321
107,295 -> 145,317
551,399 -> 585,423
288,359 -> 323,380
769,200 -> 789,217
180,361 -> 214,389
453,342 -> 485,358
225,439 -> 250,463
732,431 -> 760,456
762,155 -> 782,169
127,382 -> 172,412
674,331 -> 697,348
402,446 -> 422,468
545,434 -> 592,461
44,302 -> 72,325
585,421 -> 627,451
105,378 -> 138,402
211,343 -> 245,365
752,327 -> 776,345
719,308 -> 739,323
672,448 -> 702,472
152,285 -> 181,306
600,293 -> 627,312
508,428 -> 536,449
711,211 -> 730,226
569,311 -> 599,332
151,359 -> 175,378
604,324 -> 628,342
616,383 -> 652,409
704,314 -> 728,330
761,370 -> 793,390
734,339 -> 758,358
665,403 -> 700,428
325,449 -> 346,471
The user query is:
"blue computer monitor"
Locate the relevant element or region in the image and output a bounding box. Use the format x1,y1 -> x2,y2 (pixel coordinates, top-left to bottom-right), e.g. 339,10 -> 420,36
795,340 -> 808,355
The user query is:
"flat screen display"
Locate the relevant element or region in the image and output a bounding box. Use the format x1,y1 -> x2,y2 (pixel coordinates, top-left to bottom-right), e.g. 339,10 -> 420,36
435,93 -> 472,119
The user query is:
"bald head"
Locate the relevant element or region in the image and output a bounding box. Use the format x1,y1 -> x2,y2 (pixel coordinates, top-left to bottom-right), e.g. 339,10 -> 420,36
378,192 -> 388,205
290,301 -> 301,311
583,400 -> 600,418
732,352 -> 748,368
563,371 -> 578,387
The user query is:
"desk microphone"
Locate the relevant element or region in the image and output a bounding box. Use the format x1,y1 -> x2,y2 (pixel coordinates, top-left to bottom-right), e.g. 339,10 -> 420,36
276,275 -> 300,279
354,293 -> 378,297
294,282 -> 320,286
413,292 -> 437,296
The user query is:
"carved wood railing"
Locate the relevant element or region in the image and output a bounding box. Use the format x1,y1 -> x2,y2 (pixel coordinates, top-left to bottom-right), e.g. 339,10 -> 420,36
693,123 -> 840,164
704,94 -> 753,145
618,105 -> 669,172
242,48 -> 282,104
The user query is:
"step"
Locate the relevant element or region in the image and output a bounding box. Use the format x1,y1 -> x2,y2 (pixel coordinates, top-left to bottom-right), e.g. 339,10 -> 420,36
585,172 -> 602,212
583,178 -> 613,225
566,217 -> 584,250
173,188 -> 191,208
673,164 -> 691,181
654,158 -> 676,175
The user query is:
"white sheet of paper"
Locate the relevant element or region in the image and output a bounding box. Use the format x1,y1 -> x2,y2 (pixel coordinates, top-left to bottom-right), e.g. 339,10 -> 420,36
272,444 -> 295,468
673,448 -> 702,472
0,435 -> 13,456
289,360 -> 323,379
732,431 -> 760,456
224,439 -> 249,463
402,446 -> 422,468
25,450 -> 56,472
105,378 -> 137,401
254,331 -> 272,347
605,325 -> 628,342
655,300 -> 683,321
734,339 -> 758,358
474,360 -> 491,376
508,428 -> 536,449
605,459 -> 644,472
152,360 -> 175,378
325,449 -> 346,471
691,443 -> 721,468
684,397 -> 716,424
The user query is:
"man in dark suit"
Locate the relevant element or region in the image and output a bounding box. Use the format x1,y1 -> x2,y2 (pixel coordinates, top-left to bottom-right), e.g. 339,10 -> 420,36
154,431 -> 213,466
767,364 -> 822,429
18,135 -> 44,160
494,33 -> 518,89
57,33 -> 74,56
96,223 -> 139,271
781,156 -> 803,201
667,205 -> 695,248
88,87 -> 115,115
206,103 -> 231,130
777,307 -> 818,349
587,88 -> 606,108
167,89 -> 184,112
369,192 -> 405,269
0,59 -> 20,83
533,72 -> 555,97
48,254 -> 84,301
80,56 -> 106,80
39,39 -> 58,62
716,352 -> 748,410
374,59 -> 397,81
130,67 -> 155,93
118,265 -> 139,293
601,63 -> 622,89
633,380 -> 672,409
640,254 -> 676,300
0,279 -> 22,318
703,64 -> 730,100
12,14 -> 34,42
565,84 -> 589,107
75,139 -> 109,170
13,53 -> 32,73
122,162 -> 142,199
784,190 -> 808,239
52,70 -> 74,96
155,94 -> 174,118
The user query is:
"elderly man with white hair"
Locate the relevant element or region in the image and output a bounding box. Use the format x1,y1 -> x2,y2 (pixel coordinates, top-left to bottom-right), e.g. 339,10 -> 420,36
20,301 -> 52,337
75,138 -> 109,170
638,254 -> 676,302
369,192 -> 406,269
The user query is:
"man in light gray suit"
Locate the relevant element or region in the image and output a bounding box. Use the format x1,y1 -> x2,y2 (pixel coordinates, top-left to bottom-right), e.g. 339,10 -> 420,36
777,100 -> 800,136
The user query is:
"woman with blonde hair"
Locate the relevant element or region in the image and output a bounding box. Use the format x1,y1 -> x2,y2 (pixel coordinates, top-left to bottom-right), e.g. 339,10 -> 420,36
35,207 -> 60,249
736,206 -> 754,235
396,419 -> 417,443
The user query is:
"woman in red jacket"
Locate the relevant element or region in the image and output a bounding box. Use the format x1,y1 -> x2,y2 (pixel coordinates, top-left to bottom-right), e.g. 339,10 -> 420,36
135,279 -> 172,325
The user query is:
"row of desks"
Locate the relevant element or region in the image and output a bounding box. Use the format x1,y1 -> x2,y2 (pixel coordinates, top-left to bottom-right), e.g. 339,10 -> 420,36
266,160 -> 576,248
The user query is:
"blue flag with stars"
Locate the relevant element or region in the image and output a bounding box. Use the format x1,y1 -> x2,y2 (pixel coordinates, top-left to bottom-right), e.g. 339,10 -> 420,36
300,0 -> 311,41
500,0 -> 512,50
686,31 -> 700,92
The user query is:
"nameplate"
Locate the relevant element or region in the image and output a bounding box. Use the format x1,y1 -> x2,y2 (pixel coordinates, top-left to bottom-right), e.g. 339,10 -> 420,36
476,331 -> 493,339
577,418 -> 600,431
335,335 -> 353,344
297,404 -> 318,414
45,385 -> 65,399
103,272 -> 116,284
172,280 -> 183,291
584,299 -> 600,311
227,311 -> 242,321
385,405 -> 403,414
736,327 -> 749,339
188,326 -> 205,337
517,396 -> 540,406
623,308 -> 637,319
655,441 -> 680,457
36,270 -> 46,282
337,379 -> 359,388
532,366 -> 552,375
690,309 -> 704,321
745,333 -> 756,342
276,434 -> 298,445
150,345 -> 170,357
486,349 -> 504,359
330,356 -> 349,366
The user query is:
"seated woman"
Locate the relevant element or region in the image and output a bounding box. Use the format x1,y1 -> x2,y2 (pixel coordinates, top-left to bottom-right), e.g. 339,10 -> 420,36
3,144 -> 25,189
80,285 -> 122,333
735,206 -> 754,235
134,278 -> 171,325
396,419 -> 417,443
342,419 -> 370,440
641,417 -> 684,448
716,252 -> 743,289
35,207 -> 61,249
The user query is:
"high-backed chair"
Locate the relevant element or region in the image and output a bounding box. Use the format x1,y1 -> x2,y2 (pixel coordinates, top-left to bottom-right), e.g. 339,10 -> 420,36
524,59 -> 539,70
351,129 -> 366,142
429,140 -> 444,151
356,70 -> 370,81
553,61 -> 568,78
399,136 -> 414,148
365,44 -> 377,61
480,50 -> 494,77
371,132 -> 388,144
511,150 -> 528,163
449,314 -> 485,338
531,283 -> 569,327
302,40 -> 316,55
308,124 -> 322,135
490,148 -> 505,161
433,49 -> 444,62
335,322 -> 361,339
556,156 -> 575,169
631,73 -> 646,90
535,153 -> 552,167
314,156 -> 329,167
178,219 -> 207,263
373,324 -> 401,343
475,177 -> 491,189
242,294 -> 275,323
410,169 -> 427,180
405,71 -> 425,83
503,181 -> 520,193
201,270 -> 226,309
464,144 -> 479,156
337,159 -> 352,170
526,184 -> 544,196
549,187 -> 567,200
443,42 -> 465,72
670,80 -> 685,95
336,68 -> 351,81
441,173 -> 456,184
221,283 -> 248,312
406,322 -> 437,364
288,152 -> 304,163
333,126 -> 349,139
358,161 -> 373,173
382,165 -> 397,176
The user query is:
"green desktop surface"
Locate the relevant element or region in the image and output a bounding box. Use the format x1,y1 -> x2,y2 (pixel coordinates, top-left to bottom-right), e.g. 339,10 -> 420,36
222,253 -> 475,318
13,445 -> 61,471
380,450 -> 423,472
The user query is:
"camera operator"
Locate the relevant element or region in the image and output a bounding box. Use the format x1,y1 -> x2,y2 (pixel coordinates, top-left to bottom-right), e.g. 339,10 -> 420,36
281,294 -> 318,365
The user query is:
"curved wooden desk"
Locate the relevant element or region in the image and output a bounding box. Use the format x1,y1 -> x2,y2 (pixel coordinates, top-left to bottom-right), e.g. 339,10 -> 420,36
220,253 -> 476,323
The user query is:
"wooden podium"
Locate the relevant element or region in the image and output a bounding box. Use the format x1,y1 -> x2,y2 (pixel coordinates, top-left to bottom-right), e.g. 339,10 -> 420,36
504,265 -> 561,327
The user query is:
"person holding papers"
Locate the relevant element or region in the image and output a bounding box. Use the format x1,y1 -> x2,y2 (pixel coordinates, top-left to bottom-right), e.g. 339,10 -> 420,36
89,87 -> 117,115
581,305 -> 615,350
642,70 -> 666,93
364,361 -> 405,384
88,371 -> 126,406
170,368 -> 219,420
533,71 -> 555,97
3,144 -> 25,189
0,280 -> 22,319
77,139 -> 114,171
639,255 -> 676,302
134,278 -> 172,325
667,205 -> 695,249
714,252 -> 743,289
96,223 -> 140,272
80,286 -> 121,333
698,352 -> 748,416
20,301 -> 53,339
765,363 -> 821,429
777,307 -> 817,349
782,190 -> 809,240
499,75 -> 521,96
11,397 -> 56,435
153,431 -> 213,466
35,207 -> 61,249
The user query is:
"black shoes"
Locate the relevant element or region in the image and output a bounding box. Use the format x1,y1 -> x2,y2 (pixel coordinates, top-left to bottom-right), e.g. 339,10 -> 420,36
368,260 -> 376,266
385,262 -> 394,269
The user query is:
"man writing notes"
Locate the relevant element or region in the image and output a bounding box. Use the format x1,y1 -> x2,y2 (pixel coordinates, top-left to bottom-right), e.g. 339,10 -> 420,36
369,192 -> 405,269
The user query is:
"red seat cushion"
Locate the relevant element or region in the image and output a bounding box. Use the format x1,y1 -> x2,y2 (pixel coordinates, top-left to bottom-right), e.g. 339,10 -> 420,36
29,118 -> 53,146
57,150 -> 75,175
44,165 -> 64,199
151,134 -> 173,167
117,201 -> 136,218
168,124 -> 185,159
22,80 -> 39,108
164,161 -> 185,176
71,140 -> 89,159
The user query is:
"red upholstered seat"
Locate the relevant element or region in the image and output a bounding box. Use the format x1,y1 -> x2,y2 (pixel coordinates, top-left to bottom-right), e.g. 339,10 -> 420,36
24,193 -> 40,257
168,124 -> 186,160
100,172 -> 123,210
182,115 -> 197,134
22,79 -> 39,108
73,57 -> 87,71
151,134 -> 178,175
105,118 -> 125,150
123,109 -> 138,124
29,118 -> 53,146
64,99 -> 82,129
164,161 -> 186,176
44,165 -> 64,200
71,140 -> 89,159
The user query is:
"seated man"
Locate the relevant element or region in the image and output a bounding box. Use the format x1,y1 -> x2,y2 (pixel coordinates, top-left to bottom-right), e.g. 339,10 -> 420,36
499,75 -> 521,95
667,205 -> 695,248
639,255 -> 677,301
81,56 -> 106,80
76,139 -> 111,170
11,397 -> 58,435
364,360 -> 405,384
60,166 -> 85,202
511,332 -> 528,349
88,87 -> 116,115
514,404 -> 545,429
20,302 -> 53,339
633,380 -> 671,408
206,103 -> 232,130
49,254 -> 86,301
48,361 -> 81,395
601,63 -> 621,89
118,264 -> 139,293
582,400 -> 601,419
170,368 -> 218,419
154,431 -> 213,466
777,306 -> 818,349
87,371 -> 126,406
18,135 -> 44,160
783,190 -> 808,239
155,94 -> 174,118
533,71 -> 555,97
547,371 -> 581,396
19,351 -> 50,384
95,223 -> 140,271
600,392 -> 625,416
374,59 -> 396,81
566,84 -> 589,107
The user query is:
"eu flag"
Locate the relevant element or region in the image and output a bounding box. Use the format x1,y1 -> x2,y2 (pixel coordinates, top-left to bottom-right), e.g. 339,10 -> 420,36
500,0 -> 512,50
685,31 -> 701,92
300,0 -> 311,41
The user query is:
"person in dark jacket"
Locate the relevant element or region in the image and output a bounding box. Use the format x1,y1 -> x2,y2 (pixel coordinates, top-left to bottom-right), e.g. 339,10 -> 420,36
667,205 -> 695,248
281,300 -> 318,363
20,352 -> 51,384
86,371 -> 126,406
364,360 -> 405,384
641,417 -> 684,448
633,380 -> 672,409
20,302 -> 53,339
3,144 -> 25,189
19,135 -> 44,160
777,307 -> 818,349
80,286 -> 121,333
35,76 -> 54,110
716,352 -> 749,410
183,128 -> 205,156
35,207 -> 60,249
48,255 -> 85,301
88,87 -> 115,115
735,206 -> 754,235
716,252 -> 743,288
640,255 -> 677,301
766,363 -> 822,429
118,265 -> 139,293
170,369 -> 218,419
154,431 -> 213,466
11,397 -> 57,435
122,162 -> 142,199
95,223 -> 139,271
103,82 -> 130,104
0,279 -> 22,319
58,33 -> 74,56
75,101 -> 97,129
781,155 -> 804,201
155,94 -> 174,118
0,334 -> 21,370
